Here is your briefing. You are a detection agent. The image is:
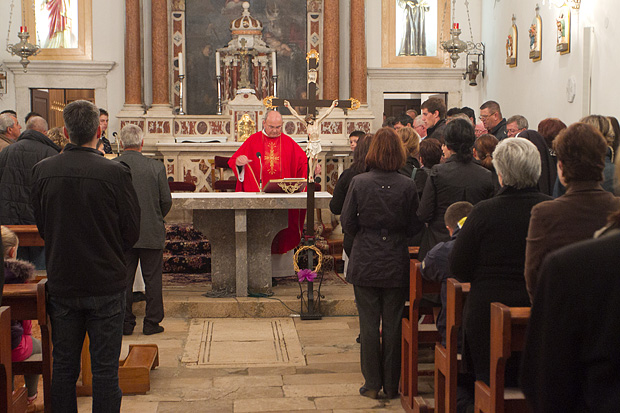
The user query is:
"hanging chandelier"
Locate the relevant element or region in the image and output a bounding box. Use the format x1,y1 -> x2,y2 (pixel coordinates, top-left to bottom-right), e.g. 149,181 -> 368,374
440,0 -> 485,86
5,0 -> 40,72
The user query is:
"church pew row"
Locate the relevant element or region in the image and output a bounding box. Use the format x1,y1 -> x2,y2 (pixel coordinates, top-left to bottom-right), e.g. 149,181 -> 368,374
0,306 -> 28,413
4,224 -> 160,396
2,281 -> 51,413
400,259 -> 442,413
474,303 -> 530,413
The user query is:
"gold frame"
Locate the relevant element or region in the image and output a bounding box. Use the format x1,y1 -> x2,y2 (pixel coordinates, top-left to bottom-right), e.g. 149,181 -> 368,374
529,11 -> 542,62
506,21 -> 517,68
23,0 -> 93,60
381,0 -> 451,68
556,6 -> 570,55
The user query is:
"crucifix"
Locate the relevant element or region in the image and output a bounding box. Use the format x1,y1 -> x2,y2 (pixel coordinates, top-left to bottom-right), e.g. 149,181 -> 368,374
263,49 -> 360,319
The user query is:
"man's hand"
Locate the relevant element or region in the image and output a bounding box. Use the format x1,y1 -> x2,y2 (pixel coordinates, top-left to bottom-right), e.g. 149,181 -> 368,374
235,155 -> 251,166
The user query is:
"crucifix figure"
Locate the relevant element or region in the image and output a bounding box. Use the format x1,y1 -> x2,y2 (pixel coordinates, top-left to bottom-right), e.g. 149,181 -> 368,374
284,99 -> 337,182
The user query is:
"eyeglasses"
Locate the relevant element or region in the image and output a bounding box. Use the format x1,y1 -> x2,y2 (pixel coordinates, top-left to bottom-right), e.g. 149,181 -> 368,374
479,113 -> 496,120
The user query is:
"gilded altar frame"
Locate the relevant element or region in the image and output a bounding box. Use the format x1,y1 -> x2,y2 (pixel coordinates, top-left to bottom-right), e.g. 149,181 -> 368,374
22,0 -> 93,60
381,0 -> 451,68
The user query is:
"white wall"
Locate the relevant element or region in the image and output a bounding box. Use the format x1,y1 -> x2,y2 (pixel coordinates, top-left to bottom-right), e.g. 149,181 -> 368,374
0,0 -> 127,134
479,0 -> 620,127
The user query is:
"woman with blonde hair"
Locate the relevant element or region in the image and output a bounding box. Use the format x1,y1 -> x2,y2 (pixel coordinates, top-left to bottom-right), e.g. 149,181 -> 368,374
581,115 -> 615,193
397,126 -> 427,199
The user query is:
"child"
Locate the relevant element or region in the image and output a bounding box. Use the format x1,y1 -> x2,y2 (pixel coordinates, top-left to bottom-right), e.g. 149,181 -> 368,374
420,201 -> 473,345
2,226 -> 41,408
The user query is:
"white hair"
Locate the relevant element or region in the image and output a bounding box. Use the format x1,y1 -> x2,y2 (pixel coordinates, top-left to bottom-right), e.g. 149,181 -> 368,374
120,124 -> 144,148
492,137 -> 541,189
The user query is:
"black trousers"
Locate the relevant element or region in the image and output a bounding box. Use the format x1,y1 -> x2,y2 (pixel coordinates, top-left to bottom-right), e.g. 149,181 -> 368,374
124,248 -> 164,328
354,285 -> 407,395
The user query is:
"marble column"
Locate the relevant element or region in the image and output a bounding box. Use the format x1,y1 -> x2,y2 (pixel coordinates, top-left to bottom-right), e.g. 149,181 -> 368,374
124,0 -> 142,105
350,0 -> 367,104
151,0 -> 170,106
323,0 -> 340,101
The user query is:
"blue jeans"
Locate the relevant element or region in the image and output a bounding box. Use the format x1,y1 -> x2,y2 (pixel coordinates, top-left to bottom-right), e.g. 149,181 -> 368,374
48,291 -> 125,413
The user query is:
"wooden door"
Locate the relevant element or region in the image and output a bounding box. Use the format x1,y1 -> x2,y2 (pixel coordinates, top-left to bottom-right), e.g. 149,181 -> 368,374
31,89 -> 50,123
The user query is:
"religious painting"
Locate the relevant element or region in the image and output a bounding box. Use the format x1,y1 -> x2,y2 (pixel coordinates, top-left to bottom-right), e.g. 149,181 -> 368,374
529,6 -> 542,62
185,0 -> 308,115
556,5 -> 571,55
506,16 -> 517,68
382,0 -> 451,68
0,69 -> 6,95
22,0 -> 92,60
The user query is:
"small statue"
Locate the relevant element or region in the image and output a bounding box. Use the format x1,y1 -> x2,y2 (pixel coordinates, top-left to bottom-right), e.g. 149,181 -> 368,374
284,99 -> 338,182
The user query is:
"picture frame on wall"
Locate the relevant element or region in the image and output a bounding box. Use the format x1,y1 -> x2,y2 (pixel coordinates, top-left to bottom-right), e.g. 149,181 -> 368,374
506,15 -> 517,68
381,0 -> 451,68
529,5 -> 542,62
556,5 -> 571,54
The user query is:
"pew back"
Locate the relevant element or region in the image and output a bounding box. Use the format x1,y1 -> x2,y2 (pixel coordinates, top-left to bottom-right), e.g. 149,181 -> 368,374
0,306 -> 28,413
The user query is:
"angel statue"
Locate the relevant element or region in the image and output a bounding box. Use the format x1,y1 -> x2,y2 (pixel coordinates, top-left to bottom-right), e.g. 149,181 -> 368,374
284,99 -> 338,182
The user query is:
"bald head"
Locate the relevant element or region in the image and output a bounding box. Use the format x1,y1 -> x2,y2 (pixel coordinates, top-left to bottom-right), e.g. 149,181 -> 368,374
263,110 -> 283,138
26,116 -> 48,134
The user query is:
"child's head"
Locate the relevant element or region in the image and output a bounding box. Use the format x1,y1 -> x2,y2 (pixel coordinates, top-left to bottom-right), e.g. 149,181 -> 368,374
1,225 -> 18,259
444,202 -> 473,236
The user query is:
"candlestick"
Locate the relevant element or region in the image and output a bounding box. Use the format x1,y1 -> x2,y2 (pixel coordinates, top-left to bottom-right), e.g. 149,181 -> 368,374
215,51 -> 221,76
179,74 -> 186,115
178,52 -> 184,76
271,51 -> 277,75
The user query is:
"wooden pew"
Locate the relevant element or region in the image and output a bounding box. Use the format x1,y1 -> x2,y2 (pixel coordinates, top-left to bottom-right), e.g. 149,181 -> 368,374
474,303 -> 530,413
4,225 -> 45,247
400,259 -> 442,412
0,306 -> 28,413
76,335 -> 159,395
425,278 -> 471,413
2,280 -> 51,413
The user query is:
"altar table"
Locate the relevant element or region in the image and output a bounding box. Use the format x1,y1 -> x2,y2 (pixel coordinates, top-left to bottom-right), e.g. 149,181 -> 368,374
172,192 -> 332,297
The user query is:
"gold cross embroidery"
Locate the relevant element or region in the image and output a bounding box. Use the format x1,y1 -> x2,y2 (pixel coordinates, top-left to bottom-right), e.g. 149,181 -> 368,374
265,141 -> 280,175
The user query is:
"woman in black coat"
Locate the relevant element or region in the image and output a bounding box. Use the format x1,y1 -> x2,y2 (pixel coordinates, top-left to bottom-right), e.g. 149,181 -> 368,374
450,137 -> 552,408
417,119 -> 494,259
341,127 -> 422,400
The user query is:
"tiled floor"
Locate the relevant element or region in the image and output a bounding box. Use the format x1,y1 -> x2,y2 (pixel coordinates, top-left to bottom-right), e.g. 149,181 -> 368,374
73,314 -> 432,412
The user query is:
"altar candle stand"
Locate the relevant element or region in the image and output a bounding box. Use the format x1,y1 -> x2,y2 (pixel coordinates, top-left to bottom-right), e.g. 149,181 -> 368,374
178,52 -> 186,115
216,52 -> 223,115
271,51 -> 278,97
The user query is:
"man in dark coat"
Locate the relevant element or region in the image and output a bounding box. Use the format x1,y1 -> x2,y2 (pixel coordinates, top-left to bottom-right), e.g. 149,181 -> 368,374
0,116 -> 59,269
421,97 -> 447,143
31,100 -> 140,412
479,100 -> 507,140
115,124 -> 172,336
521,232 -> 620,412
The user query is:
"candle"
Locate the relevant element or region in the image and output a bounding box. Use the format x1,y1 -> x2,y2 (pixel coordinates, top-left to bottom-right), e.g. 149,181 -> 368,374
271,51 -> 277,76
20,26 -> 27,33
215,51 -> 221,76
453,23 -> 459,29
178,52 -> 184,76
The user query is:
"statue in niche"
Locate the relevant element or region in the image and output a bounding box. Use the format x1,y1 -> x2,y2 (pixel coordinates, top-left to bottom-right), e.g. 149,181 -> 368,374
398,0 -> 430,56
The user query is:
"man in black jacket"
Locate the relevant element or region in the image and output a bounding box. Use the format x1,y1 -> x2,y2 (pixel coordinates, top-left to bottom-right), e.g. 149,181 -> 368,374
0,116 -> 59,269
31,100 -> 140,412
479,100 -> 508,140
421,97 -> 447,143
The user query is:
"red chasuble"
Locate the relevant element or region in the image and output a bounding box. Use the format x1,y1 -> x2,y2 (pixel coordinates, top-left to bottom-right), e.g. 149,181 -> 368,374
229,131 -> 308,254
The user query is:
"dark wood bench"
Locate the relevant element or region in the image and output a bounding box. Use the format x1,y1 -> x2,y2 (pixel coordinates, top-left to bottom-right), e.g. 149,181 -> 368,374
401,259 -> 442,412
474,303 -> 530,413
2,280 -> 51,413
415,278 -> 471,413
4,225 -> 45,247
0,306 -> 28,413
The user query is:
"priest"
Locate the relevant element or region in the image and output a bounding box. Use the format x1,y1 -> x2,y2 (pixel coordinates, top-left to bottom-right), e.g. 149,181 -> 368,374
228,110 -> 308,254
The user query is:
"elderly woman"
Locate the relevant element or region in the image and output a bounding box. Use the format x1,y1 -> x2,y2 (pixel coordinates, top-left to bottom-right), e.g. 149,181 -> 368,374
341,127 -> 422,400
524,123 -> 620,303
450,138 -> 552,405
417,118 -> 494,259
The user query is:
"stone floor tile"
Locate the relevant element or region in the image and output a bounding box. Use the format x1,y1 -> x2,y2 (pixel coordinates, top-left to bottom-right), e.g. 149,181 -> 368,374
157,399 -> 234,412
233,396 -> 316,412
296,362 -> 361,374
306,352 -> 360,364
247,366 -> 297,376
313,395 -> 390,410
283,372 -> 363,385
283,383 -> 361,398
213,375 -> 283,388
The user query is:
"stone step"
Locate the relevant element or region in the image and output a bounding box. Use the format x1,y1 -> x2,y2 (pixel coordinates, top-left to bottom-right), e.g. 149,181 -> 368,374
132,284 -> 358,318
